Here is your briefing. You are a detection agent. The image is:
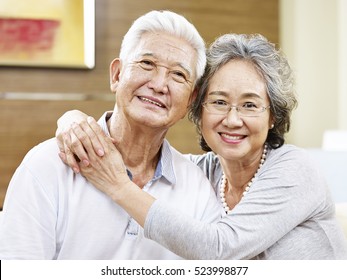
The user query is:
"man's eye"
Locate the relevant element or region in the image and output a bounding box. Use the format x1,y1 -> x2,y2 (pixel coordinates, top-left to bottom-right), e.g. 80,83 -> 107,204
139,60 -> 155,69
171,71 -> 187,82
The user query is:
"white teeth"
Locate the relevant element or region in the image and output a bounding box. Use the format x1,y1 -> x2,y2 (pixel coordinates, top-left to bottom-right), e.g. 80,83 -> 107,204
221,133 -> 243,140
139,97 -> 163,107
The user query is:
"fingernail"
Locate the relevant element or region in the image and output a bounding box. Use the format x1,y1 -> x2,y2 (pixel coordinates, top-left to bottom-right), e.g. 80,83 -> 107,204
82,159 -> 90,167
73,167 -> 80,173
87,116 -> 95,123
97,149 -> 104,156
58,152 -> 66,161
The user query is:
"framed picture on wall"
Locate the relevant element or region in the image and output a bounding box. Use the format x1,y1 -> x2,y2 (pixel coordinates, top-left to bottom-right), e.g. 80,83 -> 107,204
0,0 -> 95,69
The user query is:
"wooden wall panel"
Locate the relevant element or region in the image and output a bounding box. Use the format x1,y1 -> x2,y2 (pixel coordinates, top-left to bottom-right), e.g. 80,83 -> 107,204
0,0 -> 278,207
0,99 -> 115,206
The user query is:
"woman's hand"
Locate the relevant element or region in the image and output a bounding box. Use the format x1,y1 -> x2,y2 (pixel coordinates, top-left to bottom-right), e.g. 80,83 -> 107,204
76,121 -> 131,200
56,110 -> 105,173
56,111 -> 155,226
74,119 -> 155,225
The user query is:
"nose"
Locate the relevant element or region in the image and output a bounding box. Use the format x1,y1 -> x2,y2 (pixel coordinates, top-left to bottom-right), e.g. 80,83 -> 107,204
222,107 -> 243,127
147,67 -> 169,94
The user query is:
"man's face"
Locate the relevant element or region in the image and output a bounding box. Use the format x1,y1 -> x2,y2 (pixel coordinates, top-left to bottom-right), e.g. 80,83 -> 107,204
110,32 -> 198,130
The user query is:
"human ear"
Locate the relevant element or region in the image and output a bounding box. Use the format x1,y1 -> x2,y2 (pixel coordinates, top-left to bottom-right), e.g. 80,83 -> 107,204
110,58 -> 121,92
269,117 -> 275,129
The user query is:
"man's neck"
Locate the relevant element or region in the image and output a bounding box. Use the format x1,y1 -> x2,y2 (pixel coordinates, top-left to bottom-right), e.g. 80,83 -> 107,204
107,113 -> 167,188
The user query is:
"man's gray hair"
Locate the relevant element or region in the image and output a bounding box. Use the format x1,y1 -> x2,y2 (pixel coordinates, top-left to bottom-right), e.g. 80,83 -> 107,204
119,10 -> 206,82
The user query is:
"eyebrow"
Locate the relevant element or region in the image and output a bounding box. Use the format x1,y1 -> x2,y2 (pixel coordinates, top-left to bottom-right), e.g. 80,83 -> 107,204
139,53 -> 192,79
208,91 -> 263,100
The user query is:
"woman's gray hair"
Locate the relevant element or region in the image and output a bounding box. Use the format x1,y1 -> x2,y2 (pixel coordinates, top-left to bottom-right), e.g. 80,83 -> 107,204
119,10 -> 206,83
189,33 -> 298,151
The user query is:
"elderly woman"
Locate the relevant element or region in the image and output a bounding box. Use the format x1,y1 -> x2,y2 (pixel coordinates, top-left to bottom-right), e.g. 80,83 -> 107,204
56,33 -> 347,259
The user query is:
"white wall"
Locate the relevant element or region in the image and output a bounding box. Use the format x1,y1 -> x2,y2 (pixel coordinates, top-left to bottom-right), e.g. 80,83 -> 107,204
338,0 -> 347,129
280,0 -> 347,147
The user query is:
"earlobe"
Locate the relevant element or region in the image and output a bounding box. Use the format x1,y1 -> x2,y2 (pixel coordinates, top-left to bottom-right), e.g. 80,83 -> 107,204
110,58 -> 121,92
269,116 -> 275,129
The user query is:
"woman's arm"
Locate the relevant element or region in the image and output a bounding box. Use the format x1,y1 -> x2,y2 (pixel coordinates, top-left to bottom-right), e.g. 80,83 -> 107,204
68,117 -> 155,227
56,112 -> 159,227
144,148 -> 329,259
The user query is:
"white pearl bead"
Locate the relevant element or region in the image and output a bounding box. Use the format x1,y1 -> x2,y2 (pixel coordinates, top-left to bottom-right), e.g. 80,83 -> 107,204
220,144 -> 267,214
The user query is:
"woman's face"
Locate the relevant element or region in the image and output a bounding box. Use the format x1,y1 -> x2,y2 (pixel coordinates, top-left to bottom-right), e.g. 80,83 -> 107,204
201,59 -> 273,164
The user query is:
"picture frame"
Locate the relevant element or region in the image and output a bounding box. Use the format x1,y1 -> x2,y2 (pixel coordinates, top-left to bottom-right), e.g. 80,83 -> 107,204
0,0 -> 95,69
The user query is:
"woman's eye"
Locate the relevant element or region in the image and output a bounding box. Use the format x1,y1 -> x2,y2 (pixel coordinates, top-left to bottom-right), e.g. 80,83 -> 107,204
213,100 -> 227,106
243,102 -> 257,108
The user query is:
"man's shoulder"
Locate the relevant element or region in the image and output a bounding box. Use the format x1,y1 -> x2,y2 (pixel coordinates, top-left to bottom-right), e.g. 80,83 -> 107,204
165,142 -> 196,164
165,142 -> 211,177
20,138 -> 62,171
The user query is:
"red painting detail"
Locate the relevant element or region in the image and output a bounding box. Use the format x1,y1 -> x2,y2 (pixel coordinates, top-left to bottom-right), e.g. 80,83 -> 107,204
0,18 -> 60,54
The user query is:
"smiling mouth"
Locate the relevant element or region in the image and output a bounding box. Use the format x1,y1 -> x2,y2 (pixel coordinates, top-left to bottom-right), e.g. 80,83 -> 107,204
220,133 -> 245,140
138,96 -> 165,108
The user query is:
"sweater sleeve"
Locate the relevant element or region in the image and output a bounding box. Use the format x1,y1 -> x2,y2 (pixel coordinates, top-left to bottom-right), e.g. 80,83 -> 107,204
144,146 -> 331,259
145,199 -> 225,259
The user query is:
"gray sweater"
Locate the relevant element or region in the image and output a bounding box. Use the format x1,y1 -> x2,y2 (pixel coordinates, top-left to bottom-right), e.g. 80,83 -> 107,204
144,144 -> 347,259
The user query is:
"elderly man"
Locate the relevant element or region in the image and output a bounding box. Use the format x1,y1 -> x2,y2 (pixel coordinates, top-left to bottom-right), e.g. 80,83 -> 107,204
0,10 -> 221,259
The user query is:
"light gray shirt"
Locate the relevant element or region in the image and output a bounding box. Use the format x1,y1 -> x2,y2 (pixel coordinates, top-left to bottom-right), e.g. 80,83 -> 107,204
144,144 -> 347,259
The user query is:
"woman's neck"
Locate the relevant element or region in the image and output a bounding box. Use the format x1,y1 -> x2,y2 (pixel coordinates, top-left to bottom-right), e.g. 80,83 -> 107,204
219,147 -> 266,192
218,145 -> 268,211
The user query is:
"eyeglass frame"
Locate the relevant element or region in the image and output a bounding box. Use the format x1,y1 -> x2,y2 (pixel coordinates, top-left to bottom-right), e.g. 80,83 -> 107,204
202,100 -> 271,117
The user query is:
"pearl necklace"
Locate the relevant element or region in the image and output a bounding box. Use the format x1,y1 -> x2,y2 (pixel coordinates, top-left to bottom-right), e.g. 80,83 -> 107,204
219,144 -> 268,214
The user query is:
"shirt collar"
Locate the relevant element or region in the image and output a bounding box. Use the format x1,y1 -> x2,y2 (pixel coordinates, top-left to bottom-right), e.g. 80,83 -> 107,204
98,111 -> 112,137
97,111 -> 176,185
156,139 -> 176,185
